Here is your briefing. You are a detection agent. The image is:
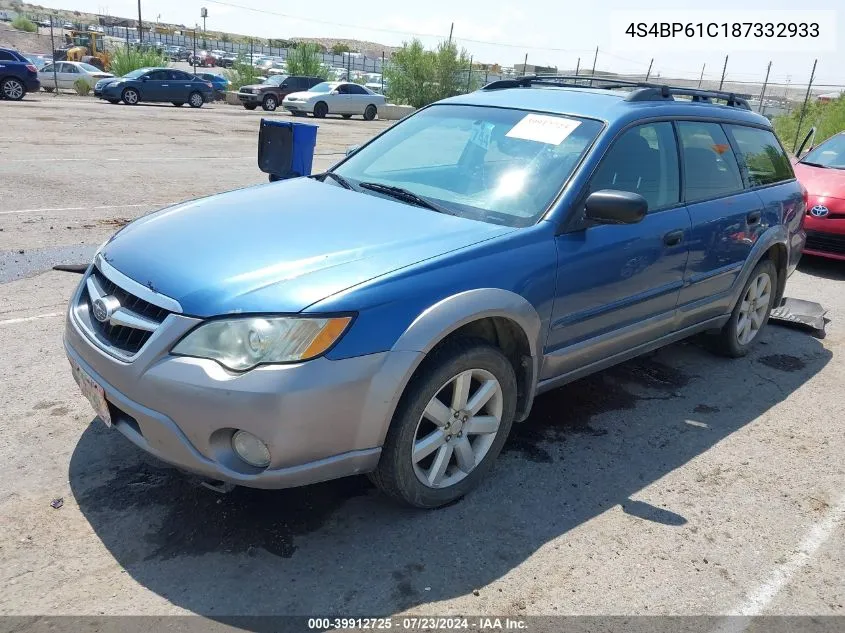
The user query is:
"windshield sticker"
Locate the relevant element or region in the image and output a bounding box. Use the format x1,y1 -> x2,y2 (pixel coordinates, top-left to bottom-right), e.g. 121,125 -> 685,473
506,114 -> 581,145
469,121 -> 495,149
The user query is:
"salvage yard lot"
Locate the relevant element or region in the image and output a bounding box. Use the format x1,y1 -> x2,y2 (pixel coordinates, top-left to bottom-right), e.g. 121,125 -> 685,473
0,96 -> 843,620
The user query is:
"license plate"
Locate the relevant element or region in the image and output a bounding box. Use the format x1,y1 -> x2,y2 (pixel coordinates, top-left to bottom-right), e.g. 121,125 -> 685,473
70,360 -> 112,427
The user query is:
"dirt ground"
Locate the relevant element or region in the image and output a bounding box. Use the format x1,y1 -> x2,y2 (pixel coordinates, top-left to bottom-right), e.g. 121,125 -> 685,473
0,96 -> 843,627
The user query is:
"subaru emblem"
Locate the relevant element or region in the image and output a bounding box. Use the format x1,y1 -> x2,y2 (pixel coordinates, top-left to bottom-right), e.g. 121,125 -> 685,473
810,205 -> 830,218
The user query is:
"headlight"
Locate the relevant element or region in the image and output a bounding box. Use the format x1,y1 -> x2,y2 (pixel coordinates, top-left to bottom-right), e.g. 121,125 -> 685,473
172,316 -> 352,371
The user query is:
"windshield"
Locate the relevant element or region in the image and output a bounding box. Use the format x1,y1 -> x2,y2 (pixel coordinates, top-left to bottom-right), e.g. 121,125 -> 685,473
801,134 -> 845,169
264,75 -> 287,85
333,104 -> 603,227
309,82 -> 335,93
78,62 -> 101,72
123,68 -> 148,79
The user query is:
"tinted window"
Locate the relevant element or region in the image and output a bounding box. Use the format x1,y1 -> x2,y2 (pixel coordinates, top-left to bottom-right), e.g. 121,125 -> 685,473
41,64 -> 55,73
589,122 -> 680,211
0,51 -> 14,61
169,70 -> 190,80
63,63 -> 80,74
146,70 -> 168,80
726,125 -> 793,186
347,84 -> 368,94
677,122 -> 744,203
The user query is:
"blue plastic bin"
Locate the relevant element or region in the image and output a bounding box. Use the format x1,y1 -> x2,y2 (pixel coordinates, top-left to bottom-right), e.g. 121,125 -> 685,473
258,118 -> 319,181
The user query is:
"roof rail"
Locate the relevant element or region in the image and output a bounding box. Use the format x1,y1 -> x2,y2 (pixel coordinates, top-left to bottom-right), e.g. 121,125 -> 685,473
481,74 -> 752,110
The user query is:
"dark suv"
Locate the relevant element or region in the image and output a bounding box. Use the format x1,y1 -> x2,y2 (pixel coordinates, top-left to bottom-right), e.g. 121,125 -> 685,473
238,75 -> 323,112
0,47 -> 40,100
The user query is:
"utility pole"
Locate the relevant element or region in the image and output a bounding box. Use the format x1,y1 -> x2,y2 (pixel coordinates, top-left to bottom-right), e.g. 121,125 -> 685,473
522,53 -> 528,76
590,46 -> 598,86
137,0 -> 142,44
48,17 -> 58,96
466,55 -> 473,92
719,55 -> 728,90
758,61 -> 772,113
575,57 -> 580,75
645,58 -> 653,82
698,63 -> 705,88
448,22 -> 453,45
793,59 -> 817,152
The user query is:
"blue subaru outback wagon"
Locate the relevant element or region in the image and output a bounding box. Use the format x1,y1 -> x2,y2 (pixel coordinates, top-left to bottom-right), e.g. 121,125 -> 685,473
65,76 -> 807,507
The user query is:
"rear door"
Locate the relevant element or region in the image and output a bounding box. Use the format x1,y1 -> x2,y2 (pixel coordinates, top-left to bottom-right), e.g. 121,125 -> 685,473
39,62 -> 58,89
675,121 -> 764,326
168,69 -> 193,101
544,121 -> 691,379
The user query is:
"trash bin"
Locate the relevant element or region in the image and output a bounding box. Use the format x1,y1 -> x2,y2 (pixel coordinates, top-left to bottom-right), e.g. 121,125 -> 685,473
257,118 -> 319,182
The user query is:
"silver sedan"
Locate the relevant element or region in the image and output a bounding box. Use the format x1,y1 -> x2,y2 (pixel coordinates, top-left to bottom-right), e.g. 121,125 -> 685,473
282,81 -> 386,120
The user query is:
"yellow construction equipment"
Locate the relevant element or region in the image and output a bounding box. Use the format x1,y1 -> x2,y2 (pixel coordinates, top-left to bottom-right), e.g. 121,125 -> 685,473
54,31 -> 111,70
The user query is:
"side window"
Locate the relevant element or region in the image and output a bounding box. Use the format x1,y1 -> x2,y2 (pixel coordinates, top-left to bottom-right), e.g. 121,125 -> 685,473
677,121 -> 744,203
348,84 -> 367,95
336,84 -> 348,94
725,125 -> 794,187
589,122 -> 680,212
65,64 -> 80,74
169,70 -> 188,80
0,51 -> 15,61
41,64 -> 54,73
147,70 -> 167,80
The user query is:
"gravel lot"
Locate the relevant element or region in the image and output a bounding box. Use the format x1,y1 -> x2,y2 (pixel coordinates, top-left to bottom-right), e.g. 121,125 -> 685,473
0,95 -> 843,625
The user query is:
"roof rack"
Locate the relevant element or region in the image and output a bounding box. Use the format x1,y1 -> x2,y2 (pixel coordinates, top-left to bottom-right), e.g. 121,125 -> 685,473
481,75 -> 751,110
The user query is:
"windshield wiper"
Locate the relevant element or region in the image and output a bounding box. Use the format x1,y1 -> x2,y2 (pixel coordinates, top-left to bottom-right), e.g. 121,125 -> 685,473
311,171 -> 355,190
799,161 -> 829,168
358,182 -> 456,215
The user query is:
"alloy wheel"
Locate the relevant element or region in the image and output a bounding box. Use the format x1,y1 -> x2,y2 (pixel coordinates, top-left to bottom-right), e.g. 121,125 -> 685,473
123,89 -> 138,105
190,92 -> 204,107
2,79 -> 24,100
736,271 -> 772,345
412,368 -> 503,489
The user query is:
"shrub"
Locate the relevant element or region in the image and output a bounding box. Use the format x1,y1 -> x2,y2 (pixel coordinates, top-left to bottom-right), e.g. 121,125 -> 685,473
286,43 -> 328,79
772,94 -> 845,153
11,16 -> 37,32
74,78 -> 91,96
331,42 -> 351,55
108,45 -> 168,76
223,54 -> 263,90
384,39 -> 476,108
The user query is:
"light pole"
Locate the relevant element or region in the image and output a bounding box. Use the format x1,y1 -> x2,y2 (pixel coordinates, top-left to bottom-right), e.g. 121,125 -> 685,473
136,0 -> 142,44
200,7 -> 207,49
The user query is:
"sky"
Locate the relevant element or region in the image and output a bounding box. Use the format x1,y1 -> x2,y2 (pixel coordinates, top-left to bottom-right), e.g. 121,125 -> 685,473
42,0 -> 844,87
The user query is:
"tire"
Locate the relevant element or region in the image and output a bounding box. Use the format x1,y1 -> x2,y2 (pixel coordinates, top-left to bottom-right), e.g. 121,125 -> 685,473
262,94 -> 277,111
370,339 -> 517,508
243,103 -> 257,110
342,114 -> 352,119
1,77 -> 26,101
711,258 -> 778,358
172,101 -> 184,107
363,104 -> 377,121
313,101 -> 328,118
107,99 -> 119,104
121,87 -> 139,105
188,91 -> 204,108
291,111 -> 305,117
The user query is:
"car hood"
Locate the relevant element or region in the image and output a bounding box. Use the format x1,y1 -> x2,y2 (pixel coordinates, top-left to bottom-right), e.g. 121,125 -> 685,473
285,90 -> 322,100
100,178 -> 514,317
241,83 -> 273,91
793,162 -> 845,199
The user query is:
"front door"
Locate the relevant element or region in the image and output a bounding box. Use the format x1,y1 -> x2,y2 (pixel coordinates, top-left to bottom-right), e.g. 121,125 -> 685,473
543,121 -> 691,380
141,69 -> 168,101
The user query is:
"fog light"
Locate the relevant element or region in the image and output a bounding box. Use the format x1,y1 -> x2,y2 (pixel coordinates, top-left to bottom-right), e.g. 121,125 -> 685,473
231,430 -> 271,468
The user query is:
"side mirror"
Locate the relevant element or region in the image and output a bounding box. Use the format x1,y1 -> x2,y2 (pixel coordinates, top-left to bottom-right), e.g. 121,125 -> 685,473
331,89 -> 340,95
585,190 -> 647,224
346,145 -> 360,156
141,76 -> 148,81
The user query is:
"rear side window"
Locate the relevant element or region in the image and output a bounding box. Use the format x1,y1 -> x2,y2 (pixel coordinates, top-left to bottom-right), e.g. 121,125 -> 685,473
589,122 -> 680,212
725,125 -> 793,186
0,51 -> 15,61
677,122 -> 744,203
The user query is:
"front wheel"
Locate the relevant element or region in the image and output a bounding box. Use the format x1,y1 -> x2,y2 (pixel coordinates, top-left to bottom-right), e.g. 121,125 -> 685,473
711,258 -> 777,357
243,103 -> 258,110
188,91 -> 204,108
121,87 -> 139,105
363,104 -> 377,121
313,101 -> 328,118
1,78 -> 25,101
370,339 -> 517,508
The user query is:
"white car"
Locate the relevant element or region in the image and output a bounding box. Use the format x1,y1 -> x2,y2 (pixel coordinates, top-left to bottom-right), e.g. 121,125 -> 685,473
38,61 -> 114,92
282,81 -> 385,120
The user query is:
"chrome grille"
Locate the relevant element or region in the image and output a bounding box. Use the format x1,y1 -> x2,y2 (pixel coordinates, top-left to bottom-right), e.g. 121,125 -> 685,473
79,266 -> 171,357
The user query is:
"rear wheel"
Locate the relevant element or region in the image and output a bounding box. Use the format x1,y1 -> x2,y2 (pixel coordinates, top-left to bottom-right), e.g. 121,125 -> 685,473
121,87 -> 139,105
711,258 -> 777,357
363,104 -> 377,121
243,103 -> 257,110
172,101 -> 184,107
1,78 -> 25,101
313,101 -> 328,118
188,91 -> 204,108
370,339 -> 517,508
262,94 -> 278,111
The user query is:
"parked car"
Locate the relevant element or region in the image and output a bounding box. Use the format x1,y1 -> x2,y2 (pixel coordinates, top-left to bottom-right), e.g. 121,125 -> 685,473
39,61 -> 113,92
24,54 -> 52,70
64,78 -> 806,508
62,22 -> 75,30
283,81 -> 386,120
189,50 -> 215,67
94,67 -> 214,107
0,47 -> 40,100
793,131 -> 845,260
237,74 -> 323,112
197,72 -> 229,100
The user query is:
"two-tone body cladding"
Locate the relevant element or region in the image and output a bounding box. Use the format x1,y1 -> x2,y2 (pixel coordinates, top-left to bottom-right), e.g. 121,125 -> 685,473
65,77 -> 805,507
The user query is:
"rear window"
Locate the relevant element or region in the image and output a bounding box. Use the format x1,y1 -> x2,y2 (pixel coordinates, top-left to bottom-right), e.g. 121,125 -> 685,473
677,122 -> 744,203
726,125 -> 793,186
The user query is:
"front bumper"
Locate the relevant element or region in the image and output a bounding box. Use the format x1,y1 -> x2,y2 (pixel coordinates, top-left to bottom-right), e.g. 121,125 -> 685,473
803,213 -> 845,261
63,267 -> 422,489
237,91 -> 262,104
283,101 -> 311,113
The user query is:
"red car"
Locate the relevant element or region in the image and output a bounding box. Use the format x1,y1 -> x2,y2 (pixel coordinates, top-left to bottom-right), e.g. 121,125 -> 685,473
793,131 -> 845,261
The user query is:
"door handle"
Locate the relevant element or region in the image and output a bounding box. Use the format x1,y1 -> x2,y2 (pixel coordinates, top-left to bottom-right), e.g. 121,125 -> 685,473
663,230 -> 685,247
747,211 -> 761,225
162,84 -> 169,86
